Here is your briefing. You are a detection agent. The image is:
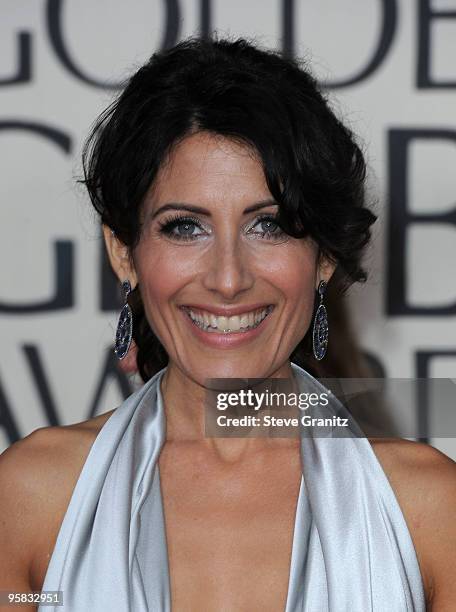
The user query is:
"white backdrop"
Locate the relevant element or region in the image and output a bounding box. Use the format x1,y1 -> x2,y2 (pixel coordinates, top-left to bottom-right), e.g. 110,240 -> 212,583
1,0 -> 455,457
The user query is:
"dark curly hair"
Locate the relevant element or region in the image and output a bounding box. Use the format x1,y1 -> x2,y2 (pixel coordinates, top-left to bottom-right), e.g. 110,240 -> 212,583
81,35 -> 377,383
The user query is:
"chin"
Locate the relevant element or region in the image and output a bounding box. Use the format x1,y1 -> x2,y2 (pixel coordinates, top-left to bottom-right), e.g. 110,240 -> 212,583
177,355 -> 276,387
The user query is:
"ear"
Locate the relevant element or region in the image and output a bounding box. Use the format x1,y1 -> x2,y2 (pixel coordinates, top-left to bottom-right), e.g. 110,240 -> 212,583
102,225 -> 138,287
316,251 -> 337,290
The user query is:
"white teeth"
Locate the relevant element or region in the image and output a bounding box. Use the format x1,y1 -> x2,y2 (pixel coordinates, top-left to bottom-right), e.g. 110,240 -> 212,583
218,316 -> 228,330
185,306 -> 272,333
229,317 -> 241,331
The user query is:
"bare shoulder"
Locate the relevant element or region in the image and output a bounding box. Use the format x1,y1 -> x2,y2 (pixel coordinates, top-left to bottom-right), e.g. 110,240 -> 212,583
369,437 -> 456,610
0,408 -> 116,491
0,409 -> 116,594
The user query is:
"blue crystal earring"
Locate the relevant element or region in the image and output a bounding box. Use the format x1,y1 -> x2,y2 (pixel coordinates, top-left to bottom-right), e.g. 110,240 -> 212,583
312,280 -> 329,361
114,279 -> 133,360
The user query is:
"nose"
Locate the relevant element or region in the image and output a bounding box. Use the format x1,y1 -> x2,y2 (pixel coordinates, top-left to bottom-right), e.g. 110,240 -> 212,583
202,235 -> 255,300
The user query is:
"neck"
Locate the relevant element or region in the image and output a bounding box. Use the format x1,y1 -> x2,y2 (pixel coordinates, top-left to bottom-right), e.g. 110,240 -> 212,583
159,359 -> 299,462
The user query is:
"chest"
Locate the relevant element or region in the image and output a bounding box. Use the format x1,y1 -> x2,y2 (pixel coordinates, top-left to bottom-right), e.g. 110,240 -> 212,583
158,446 -> 302,611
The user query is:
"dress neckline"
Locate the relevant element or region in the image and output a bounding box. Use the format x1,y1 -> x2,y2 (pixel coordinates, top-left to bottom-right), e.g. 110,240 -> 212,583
153,365 -> 307,609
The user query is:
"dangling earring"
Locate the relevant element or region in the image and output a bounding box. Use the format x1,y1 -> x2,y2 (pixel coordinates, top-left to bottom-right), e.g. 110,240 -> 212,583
312,280 -> 329,361
114,279 -> 133,360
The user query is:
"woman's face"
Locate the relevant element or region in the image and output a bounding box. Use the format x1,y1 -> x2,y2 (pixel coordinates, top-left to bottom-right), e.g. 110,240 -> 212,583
108,131 -> 334,383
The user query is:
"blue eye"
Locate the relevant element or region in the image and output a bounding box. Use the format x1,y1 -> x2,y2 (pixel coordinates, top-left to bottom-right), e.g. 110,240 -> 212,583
158,215 -> 205,241
250,214 -> 285,239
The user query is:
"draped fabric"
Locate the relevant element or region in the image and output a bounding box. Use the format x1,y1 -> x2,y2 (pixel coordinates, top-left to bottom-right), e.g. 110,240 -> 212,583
39,362 -> 425,611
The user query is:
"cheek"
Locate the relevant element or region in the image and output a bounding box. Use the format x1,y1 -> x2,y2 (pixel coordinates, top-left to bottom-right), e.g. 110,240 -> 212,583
260,243 -> 317,307
134,245 -> 191,304
261,244 -> 318,345
278,263 -> 315,304
132,246 -> 190,344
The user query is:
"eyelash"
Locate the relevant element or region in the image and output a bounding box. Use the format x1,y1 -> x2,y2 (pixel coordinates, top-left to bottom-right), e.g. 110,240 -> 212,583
157,213 -> 285,242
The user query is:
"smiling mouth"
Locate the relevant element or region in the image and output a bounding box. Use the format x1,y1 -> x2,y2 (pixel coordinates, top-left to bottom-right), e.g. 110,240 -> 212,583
181,305 -> 274,333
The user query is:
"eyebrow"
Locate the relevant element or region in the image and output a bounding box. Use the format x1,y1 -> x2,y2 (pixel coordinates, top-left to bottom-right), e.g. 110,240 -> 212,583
148,199 -> 279,221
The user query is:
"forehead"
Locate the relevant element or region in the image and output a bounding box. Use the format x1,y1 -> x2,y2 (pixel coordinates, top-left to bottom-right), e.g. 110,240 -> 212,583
145,131 -> 271,210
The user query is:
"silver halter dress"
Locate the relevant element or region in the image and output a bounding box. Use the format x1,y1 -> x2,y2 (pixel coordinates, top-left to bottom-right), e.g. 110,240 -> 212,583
39,362 -> 425,611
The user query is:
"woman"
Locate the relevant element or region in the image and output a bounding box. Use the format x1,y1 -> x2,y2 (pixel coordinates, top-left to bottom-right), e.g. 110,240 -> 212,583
1,36 -> 455,611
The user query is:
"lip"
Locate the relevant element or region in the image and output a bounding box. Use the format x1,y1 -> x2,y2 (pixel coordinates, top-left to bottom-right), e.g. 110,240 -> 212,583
179,303 -> 272,317
179,304 -> 275,348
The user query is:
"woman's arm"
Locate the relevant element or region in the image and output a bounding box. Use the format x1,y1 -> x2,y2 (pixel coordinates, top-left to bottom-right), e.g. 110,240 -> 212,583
0,420 -> 106,612
419,447 -> 456,610
0,431 -> 46,611
370,438 -> 456,609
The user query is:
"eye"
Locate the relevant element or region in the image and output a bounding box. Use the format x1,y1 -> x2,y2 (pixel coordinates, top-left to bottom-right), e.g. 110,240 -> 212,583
158,215 -> 206,241
249,214 -> 285,239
